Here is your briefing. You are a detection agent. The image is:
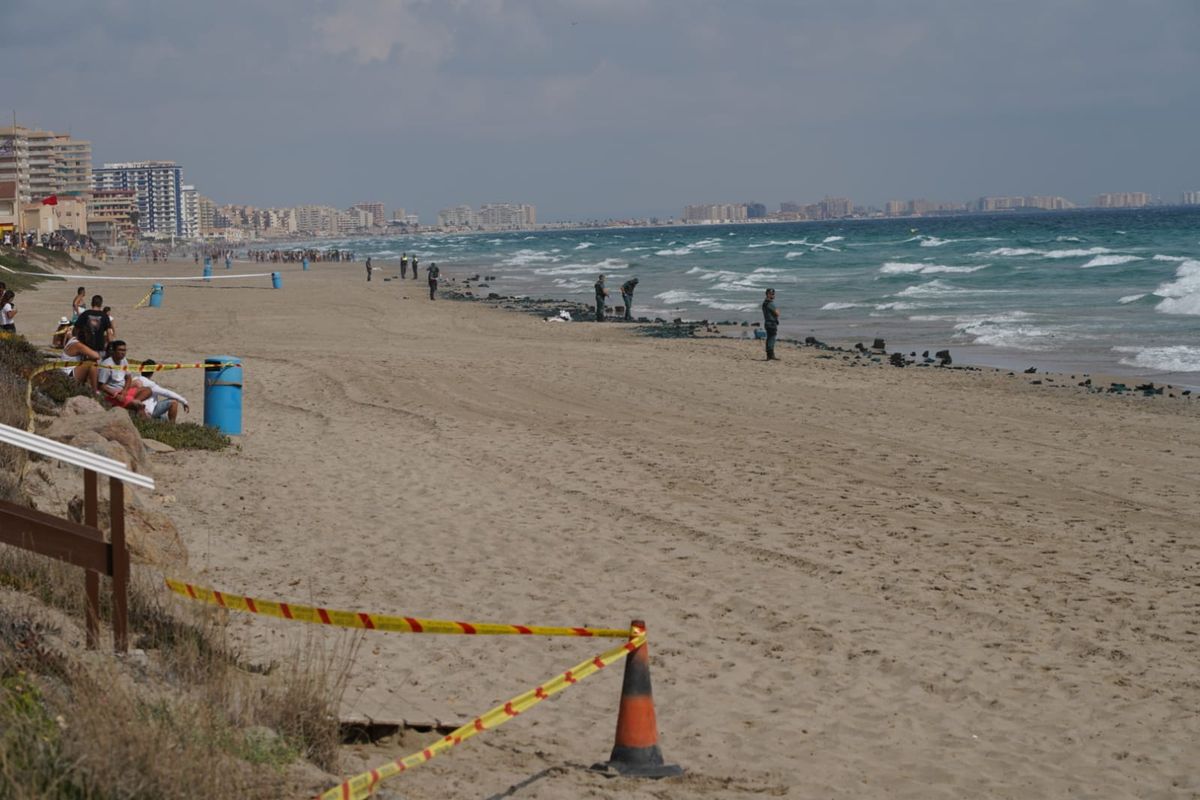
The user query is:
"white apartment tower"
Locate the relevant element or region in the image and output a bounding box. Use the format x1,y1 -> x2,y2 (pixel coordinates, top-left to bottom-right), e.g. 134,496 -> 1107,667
93,161 -> 185,237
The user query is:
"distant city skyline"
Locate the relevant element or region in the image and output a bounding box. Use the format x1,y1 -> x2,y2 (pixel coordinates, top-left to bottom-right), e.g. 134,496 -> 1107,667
3,0 -> 1197,222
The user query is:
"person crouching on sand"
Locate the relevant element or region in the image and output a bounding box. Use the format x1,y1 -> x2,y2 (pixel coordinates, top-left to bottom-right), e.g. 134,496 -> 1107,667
98,340 -> 153,414
138,360 -> 190,422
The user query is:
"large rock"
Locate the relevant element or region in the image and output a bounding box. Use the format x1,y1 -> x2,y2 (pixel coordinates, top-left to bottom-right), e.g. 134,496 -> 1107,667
44,408 -> 149,473
67,493 -> 188,569
61,395 -> 105,416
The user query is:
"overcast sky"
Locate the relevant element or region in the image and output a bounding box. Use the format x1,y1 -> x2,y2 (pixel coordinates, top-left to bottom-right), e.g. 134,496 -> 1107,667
4,0 -> 1197,220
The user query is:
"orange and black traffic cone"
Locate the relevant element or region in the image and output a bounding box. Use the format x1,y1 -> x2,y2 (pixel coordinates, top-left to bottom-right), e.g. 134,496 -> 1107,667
593,620 -> 683,778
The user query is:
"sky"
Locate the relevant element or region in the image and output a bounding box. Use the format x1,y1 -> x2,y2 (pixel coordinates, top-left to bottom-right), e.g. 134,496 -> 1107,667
3,0 -> 1198,221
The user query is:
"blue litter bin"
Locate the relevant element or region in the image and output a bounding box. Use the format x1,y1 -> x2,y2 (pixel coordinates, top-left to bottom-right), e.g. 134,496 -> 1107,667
271,272 -> 282,289
204,356 -> 242,435
302,258 -> 309,271
203,262 -> 212,282
148,284 -> 164,308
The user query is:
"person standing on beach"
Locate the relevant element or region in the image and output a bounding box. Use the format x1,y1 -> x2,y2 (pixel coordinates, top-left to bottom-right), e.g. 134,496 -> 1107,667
762,288 -> 780,361
0,290 -> 16,333
620,277 -> 638,321
594,275 -> 608,321
365,257 -> 374,282
411,255 -> 419,280
400,253 -> 408,279
71,286 -> 86,322
427,262 -> 440,300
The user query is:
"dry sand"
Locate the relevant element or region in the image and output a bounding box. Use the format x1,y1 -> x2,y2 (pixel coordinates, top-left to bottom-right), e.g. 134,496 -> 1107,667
15,257 -> 1200,798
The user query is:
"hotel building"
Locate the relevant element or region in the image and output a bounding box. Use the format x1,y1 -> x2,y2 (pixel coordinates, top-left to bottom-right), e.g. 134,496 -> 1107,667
93,161 -> 185,237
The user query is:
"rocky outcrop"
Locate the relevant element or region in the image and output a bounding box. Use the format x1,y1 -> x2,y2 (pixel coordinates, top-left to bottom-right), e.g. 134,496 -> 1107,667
42,408 -> 149,473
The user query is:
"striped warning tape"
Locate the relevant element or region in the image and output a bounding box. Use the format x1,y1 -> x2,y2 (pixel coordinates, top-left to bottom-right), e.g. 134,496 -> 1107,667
133,290 -> 153,309
318,628 -> 646,800
165,578 -> 631,638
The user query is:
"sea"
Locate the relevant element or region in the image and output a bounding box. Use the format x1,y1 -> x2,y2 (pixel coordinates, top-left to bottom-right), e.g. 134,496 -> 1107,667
312,207 -> 1200,386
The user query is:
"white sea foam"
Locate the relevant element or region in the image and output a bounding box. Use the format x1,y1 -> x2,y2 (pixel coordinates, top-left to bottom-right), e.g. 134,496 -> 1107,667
574,243 -> 594,250
1118,294 -> 1147,304
1152,259 -> 1200,316
987,246 -> 1112,258
953,312 -> 1057,350
785,251 -> 804,259
747,239 -> 810,248
897,280 -> 969,297
880,261 -> 989,275
533,257 -> 628,277
874,301 -> 919,311
501,249 -> 562,266
1153,254 -> 1188,262
1080,254 -> 1143,268
821,301 -> 862,311
1113,345 -> 1200,373
919,236 -> 951,247
1056,236 -> 1084,242
655,290 -> 703,304
822,235 -> 845,243
620,246 -> 653,252
655,247 -> 692,256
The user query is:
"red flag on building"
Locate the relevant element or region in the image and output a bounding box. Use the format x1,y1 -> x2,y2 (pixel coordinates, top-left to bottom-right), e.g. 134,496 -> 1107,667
41,194 -> 58,206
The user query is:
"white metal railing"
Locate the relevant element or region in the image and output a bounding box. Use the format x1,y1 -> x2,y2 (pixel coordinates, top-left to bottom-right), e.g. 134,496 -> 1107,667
0,421 -> 155,490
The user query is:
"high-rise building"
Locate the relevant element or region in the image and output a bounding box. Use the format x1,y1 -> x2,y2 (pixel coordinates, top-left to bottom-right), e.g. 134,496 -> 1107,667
180,185 -> 199,239
1181,191 -> 1200,206
352,202 -> 386,228
93,161 -> 184,237
1094,192 -> 1149,208
819,196 -> 853,218
745,202 -> 767,219
0,126 -> 92,203
683,204 -> 747,222
438,205 -> 476,228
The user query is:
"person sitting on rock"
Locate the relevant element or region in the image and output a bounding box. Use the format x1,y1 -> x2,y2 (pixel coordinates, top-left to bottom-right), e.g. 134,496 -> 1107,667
98,340 -> 152,414
61,327 -> 103,392
137,360 -> 190,423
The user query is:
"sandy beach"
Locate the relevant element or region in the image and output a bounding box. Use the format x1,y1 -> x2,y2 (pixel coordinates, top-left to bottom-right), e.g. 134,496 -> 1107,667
14,257 -> 1200,798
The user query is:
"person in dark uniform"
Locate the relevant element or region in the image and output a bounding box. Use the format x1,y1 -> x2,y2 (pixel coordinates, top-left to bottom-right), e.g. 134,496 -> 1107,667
411,255 -> 419,280
365,256 -> 373,281
427,262 -> 440,300
400,252 -> 408,279
594,274 -> 608,321
762,288 -> 780,360
620,277 -> 638,321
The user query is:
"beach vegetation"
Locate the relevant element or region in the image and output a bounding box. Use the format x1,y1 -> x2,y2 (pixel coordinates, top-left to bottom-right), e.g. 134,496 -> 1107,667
0,547 -> 355,798
131,417 -> 232,451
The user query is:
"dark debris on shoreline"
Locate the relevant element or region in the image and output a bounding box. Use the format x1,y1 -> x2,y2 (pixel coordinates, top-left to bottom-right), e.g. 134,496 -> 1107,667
437,283 -> 1195,402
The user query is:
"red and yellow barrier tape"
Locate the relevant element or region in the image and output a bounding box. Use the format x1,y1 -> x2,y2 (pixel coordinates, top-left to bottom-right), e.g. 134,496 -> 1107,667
165,578 -> 631,638
318,628 -> 645,800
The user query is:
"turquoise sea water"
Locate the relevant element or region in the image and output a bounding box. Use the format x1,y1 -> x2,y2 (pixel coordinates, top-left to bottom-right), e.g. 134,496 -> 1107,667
330,208 -> 1200,384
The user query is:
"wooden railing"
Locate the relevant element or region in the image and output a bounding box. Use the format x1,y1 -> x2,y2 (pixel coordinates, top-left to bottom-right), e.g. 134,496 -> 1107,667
0,421 -> 154,652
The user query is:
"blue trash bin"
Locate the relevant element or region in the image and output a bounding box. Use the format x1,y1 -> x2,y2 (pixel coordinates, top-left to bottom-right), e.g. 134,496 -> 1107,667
148,284 -> 164,308
271,272 -> 282,289
204,356 -> 242,435
302,258 -> 309,271
203,263 -> 212,282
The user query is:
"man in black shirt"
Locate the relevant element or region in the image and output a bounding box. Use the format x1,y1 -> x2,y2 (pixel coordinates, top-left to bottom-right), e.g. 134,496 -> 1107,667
594,275 -> 608,321
620,277 -> 638,321
400,253 -> 408,279
74,295 -> 112,353
762,288 -> 779,361
427,262 -> 440,300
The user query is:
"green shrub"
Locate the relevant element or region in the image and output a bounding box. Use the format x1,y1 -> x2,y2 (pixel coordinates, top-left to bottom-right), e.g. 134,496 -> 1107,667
132,417 -> 231,451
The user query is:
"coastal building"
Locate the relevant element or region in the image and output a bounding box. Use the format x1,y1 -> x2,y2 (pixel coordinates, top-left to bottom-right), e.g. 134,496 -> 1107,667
819,196 -> 853,218
1181,191 -> 1200,206
478,203 -> 536,229
180,185 -> 199,239
1094,192 -> 1149,209
197,195 -> 216,234
294,205 -> 340,235
683,204 -> 748,223
88,188 -> 138,244
93,161 -> 185,237
0,125 -> 92,204
437,205 -> 476,228
352,202 -> 386,228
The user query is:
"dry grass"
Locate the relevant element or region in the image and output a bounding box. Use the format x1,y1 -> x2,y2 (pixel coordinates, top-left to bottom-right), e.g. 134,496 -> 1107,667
0,547 -> 360,799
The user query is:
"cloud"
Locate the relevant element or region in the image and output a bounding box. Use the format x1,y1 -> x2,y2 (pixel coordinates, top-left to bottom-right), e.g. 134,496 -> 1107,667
313,1 -> 454,65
